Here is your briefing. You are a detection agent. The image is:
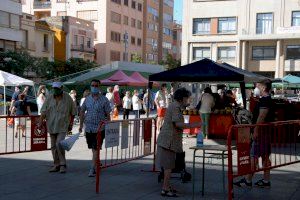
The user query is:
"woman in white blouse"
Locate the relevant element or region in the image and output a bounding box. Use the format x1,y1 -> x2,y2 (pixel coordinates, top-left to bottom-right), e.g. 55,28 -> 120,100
132,90 -> 142,119
122,91 -> 132,119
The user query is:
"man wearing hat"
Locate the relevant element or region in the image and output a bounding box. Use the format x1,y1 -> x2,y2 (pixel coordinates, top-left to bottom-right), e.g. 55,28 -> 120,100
39,82 -> 76,173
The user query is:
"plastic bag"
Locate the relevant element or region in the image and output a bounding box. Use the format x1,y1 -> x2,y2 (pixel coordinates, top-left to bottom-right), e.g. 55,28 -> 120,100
60,132 -> 80,151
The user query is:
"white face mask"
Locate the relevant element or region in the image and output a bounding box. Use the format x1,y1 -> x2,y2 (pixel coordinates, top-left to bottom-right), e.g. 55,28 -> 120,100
254,87 -> 261,97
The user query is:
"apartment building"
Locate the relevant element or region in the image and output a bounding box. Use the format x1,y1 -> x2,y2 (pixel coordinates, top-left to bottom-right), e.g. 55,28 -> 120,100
0,0 -> 23,52
21,13 -> 54,61
22,0 -> 143,65
40,16 -> 95,61
172,22 -> 181,60
182,0 -> 300,78
143,0 -> 174,63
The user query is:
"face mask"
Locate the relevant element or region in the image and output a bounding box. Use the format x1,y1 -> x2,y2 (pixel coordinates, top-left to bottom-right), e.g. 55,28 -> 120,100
254,87 -> 261,97
53,88 -> 63,96
91,87 -> 100,94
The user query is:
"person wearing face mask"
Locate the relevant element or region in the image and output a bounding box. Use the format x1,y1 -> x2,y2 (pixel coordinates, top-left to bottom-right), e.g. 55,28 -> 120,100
39,82 -> 76,173
234,79 -> 274,188
37,85 -> 47,115
156,88 -> 203,197
79,79 -> 111,177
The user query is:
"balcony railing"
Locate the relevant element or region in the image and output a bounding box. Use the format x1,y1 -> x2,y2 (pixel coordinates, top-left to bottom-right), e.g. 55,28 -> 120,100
33,1 -> 51,9
71,45 -> 94,53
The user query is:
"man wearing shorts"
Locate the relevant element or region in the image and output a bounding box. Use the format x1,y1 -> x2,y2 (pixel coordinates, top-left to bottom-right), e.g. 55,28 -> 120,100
155,83 -> 168,132
234,79 -> 273,188
79,79 -> 111,177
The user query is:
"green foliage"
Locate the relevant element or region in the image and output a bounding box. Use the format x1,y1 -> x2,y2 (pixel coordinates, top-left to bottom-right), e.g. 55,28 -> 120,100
160,54 -> 181,70
131,53 -> 143,63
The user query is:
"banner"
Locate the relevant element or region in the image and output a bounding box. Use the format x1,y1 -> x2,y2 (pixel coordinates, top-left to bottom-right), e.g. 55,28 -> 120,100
133,121 -> 140,146
121,121 -> 129,149
31,116 -> 47,151
105,122 -> 120,148
237,127 -> 251,175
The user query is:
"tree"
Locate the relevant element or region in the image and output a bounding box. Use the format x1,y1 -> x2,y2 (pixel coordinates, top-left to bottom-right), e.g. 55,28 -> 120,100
160,54 -> 181,70
131,53 -> 143,63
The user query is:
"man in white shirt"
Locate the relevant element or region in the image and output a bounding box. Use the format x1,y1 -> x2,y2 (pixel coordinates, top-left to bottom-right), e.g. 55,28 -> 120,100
154,83 -> 168,132
132,90 -> 142,118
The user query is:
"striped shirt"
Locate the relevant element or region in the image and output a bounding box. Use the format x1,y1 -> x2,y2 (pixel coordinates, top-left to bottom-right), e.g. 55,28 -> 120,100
81,94 -> 112,133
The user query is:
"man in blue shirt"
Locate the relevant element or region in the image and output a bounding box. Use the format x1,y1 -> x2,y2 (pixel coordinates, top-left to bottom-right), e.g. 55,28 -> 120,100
79,79 -> 111,177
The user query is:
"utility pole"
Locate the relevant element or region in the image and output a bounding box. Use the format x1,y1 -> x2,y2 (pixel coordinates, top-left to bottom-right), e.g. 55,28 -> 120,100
123,31 -> 129,61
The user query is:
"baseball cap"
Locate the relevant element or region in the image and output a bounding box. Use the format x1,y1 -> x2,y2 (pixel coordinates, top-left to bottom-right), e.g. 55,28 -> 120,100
52,82 -> 63,88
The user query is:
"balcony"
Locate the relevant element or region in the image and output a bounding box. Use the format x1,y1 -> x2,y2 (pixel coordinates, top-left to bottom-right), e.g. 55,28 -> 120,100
71,45 -> 94,53
33,1 -> 51,9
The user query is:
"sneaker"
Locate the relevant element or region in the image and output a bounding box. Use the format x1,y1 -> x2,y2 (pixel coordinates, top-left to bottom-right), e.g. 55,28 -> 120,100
59,165 -> 66,173
49,166 -> 60,173
254,179 -> 271,188
233,178 -> 252,187
88,168 -> 96,177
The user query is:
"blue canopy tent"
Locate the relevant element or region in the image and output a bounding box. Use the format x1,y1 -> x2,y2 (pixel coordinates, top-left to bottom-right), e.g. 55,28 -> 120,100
149,59 -> 268,108
283,74 -> 300,84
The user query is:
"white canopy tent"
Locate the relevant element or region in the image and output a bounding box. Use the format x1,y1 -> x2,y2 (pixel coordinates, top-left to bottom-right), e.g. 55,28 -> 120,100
0,70 -> 35,115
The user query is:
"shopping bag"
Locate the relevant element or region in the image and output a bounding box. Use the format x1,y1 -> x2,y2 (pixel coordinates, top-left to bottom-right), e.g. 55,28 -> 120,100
60,132 -> 80,151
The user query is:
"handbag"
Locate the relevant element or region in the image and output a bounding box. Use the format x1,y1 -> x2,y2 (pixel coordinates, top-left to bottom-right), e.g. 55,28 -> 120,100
60,132 -> 80,151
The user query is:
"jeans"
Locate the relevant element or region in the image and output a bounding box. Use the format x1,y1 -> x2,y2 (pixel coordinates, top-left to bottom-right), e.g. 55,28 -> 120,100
200,113 -> 210,137
134,110 -> 140,119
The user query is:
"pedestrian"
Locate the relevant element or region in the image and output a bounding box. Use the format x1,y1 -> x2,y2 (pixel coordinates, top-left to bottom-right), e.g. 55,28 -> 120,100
156,88 -> 202,197
122,91 -> 132,120
113,85 -> 121,107
143,89 -> 153,117
234,79 -> 273,188
79,79 -> 111,177
132,90 -> 142,118
39,82 -> 76,173
154,83 -> 168,132
80,89 -> 90,107
9,86 -> 29,113
105,87 -> 115,119
198,87 -> 215,139
37,85 -> 46,115
11,94 -> 31,138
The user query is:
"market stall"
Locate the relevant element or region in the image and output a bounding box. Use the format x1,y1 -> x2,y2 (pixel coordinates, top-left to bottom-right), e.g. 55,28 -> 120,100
148,58 -> 267,138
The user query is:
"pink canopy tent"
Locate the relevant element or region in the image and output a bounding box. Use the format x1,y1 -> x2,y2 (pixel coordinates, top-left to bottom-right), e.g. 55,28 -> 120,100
100,70 -> 143,86
130,72 -> 160,87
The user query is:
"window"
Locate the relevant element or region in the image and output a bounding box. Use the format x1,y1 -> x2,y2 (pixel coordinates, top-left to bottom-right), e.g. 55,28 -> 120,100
137,38 -> 141,46
79,36 -> 84,49
138,3 -> 142,11
163,13 -> 172,25
10,14 -> 20,29
124,0 -> 128,6
286,45 -> 300,59
0,11 -> 9,27
131,36 -> 135,45
193,18 -> 211,34
132,1 -> 136,9
147,38 -> 157,48
218,47 -> 236,59
111,31 -> 121,42
218,17 -> 236,33
21,30 -> 28,49
77,10 -> 98,21
256,13 -> 273,34
43,34 -> 48,51
87,37 -> 91,48
111,11 -> 121,24
147,6 -> 158,17
137,20 -> 142,29
73,35 -> 78,45
148,23 -> 158,31
164,0 -> 173,7
110,50 -> 121,61
163,42 -> 172,50
292,11 -> 300,26
57,11 -> 66,16
147,53 -> 154,60
111,0 -> 121,4
131,18 -> 136,27
163,27 -> 172,36
193,47 -> 210,60
252,46 -> 276,60
123,16 -> 129,25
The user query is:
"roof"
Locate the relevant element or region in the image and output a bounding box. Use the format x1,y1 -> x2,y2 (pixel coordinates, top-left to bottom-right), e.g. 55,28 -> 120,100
100,70 -> 143,86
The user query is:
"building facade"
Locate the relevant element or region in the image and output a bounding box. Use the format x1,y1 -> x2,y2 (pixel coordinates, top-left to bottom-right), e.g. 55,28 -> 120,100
172,22 -> 181,60
22,0 -> 143,65
0,0 -> 23,52
182,0 -> 300,78
21,13 -> 54,61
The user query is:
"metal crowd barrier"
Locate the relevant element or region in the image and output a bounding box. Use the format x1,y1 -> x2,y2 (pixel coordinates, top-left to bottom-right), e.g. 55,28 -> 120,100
95,117 -> 157,193
0,115 -> 50,155
227,120 -> 300,200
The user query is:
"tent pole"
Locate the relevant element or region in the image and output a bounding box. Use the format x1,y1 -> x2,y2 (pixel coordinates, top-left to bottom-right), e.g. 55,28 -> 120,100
239,82 -> 247,109
147,82 -> 153,118
4,86 -> 6,115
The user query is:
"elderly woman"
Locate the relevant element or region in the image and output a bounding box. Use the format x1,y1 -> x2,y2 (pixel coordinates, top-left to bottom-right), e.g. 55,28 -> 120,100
156,88 -> 202,197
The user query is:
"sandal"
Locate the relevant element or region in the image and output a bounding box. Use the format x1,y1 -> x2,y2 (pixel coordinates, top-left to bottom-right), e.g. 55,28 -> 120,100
161,190 -> 178,197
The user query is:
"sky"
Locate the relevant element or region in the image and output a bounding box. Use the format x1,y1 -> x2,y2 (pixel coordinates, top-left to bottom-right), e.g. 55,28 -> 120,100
174,0 -> 183,24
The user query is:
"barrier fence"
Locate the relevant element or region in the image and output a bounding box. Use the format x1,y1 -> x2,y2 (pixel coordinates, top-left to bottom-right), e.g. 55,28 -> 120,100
0,115 -> 49,155
227,120 -> 300,200
95,117 -> 157,193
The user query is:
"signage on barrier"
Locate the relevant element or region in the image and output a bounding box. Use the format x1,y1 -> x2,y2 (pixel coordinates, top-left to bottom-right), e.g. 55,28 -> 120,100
105,122 -> 120,148
237,127 -> 251,175
31,116 -> 47,151
121,121 -> 129,149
